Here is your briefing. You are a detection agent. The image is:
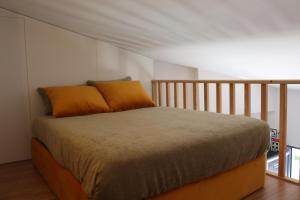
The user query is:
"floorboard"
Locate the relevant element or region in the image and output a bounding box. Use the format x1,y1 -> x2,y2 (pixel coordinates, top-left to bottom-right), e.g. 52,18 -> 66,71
0,160 -> 299,200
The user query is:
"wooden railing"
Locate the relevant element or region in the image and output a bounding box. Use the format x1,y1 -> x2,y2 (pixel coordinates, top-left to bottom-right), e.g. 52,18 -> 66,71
152,79 -> 300,184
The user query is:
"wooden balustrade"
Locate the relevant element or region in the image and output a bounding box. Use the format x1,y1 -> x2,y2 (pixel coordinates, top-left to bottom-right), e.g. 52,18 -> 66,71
151,79 -> 300,185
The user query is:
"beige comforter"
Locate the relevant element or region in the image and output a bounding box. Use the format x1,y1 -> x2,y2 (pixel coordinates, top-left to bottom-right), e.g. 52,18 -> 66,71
33,107 -> 269,200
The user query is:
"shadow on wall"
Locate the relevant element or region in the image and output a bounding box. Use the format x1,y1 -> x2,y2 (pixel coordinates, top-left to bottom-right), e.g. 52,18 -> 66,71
97,41 -> 153,93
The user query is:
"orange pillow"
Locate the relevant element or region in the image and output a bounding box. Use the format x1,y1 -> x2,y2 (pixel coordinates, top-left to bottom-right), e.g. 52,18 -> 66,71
44,86 -> 109,117
95,81 -> 155,111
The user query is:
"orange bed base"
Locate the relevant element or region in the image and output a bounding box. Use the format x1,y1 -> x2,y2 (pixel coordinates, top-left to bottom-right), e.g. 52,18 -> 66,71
32,138 -> 266,200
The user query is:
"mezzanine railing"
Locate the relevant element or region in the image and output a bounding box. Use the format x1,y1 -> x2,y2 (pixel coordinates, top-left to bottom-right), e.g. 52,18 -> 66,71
152,79 -> 300,185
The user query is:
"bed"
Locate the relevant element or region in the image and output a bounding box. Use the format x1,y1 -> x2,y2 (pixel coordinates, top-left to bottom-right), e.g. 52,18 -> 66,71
32,107 -> 269,200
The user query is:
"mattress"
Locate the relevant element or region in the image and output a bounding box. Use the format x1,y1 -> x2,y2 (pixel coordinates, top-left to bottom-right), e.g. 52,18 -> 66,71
32,107 -> 270,200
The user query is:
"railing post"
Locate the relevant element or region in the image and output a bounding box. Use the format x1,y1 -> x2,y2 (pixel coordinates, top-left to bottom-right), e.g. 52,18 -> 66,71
174,82 -> 178,108
244,83 -> 251,116
166,82 -> 170,107
204,83 -> 209,111
279,84 -> 287,177
158,81 -> 162,106
183,82 -> 188,109
216,83 -> 222,113
261,84 -> 268,121
151,81 -> 157,105
229,83 -> 236,115
193,82 -> 199,111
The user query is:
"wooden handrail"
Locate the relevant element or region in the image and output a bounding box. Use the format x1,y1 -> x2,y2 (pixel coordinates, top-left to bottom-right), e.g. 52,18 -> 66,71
151,79 -> 299,185
152,79 -> 300,84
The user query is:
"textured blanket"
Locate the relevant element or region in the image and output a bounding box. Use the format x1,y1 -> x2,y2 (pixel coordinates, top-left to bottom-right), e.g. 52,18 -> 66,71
33,107 -> 269,200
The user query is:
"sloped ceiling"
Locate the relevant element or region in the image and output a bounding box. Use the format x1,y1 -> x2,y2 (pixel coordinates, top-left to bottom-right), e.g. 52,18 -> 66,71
1,0 -> 300,79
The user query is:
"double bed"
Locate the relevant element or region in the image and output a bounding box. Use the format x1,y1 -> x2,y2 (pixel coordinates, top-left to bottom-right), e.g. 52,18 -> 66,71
32,107 -> 269,200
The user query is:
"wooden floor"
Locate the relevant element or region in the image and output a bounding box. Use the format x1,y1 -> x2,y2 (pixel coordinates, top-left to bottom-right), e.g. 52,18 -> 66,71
0,160 -> 299,200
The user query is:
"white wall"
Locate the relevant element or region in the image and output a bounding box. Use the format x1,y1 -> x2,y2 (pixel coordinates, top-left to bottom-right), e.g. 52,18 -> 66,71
154,61 -> 198,80
25,18 -> 99,120
0,16 -> 31,163
198,69 -> 235,80
0,8 -> 154,164
97,41 -> 153,93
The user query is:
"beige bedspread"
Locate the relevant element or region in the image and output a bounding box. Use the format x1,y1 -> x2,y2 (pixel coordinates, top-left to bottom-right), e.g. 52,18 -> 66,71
33,107 -> 269,200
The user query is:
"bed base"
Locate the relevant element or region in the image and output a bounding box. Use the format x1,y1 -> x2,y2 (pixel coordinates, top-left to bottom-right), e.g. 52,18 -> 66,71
32,138 -> 265,200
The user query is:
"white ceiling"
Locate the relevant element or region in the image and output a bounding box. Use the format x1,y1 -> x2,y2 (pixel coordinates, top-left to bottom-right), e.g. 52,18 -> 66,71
1,0 -> 300,79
